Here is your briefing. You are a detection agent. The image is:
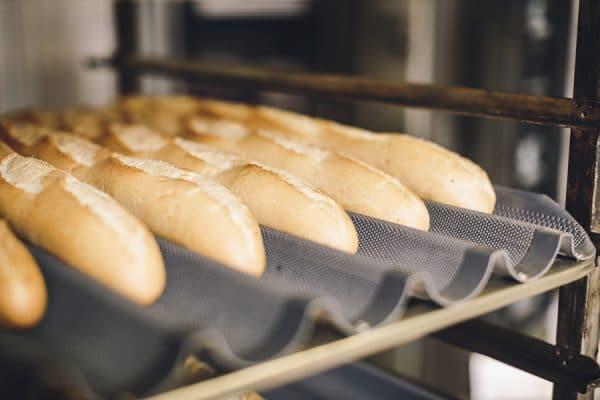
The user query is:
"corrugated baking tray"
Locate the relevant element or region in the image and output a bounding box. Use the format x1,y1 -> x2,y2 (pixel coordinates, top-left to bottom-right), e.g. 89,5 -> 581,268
0,186 -> 594,398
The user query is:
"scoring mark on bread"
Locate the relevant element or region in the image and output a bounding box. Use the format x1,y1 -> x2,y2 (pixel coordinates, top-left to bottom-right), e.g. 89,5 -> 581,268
62,175 -> 149,264
110,124 -> 169,153
5,124 -> 52,147
327,121 -> 387,141
0,154 -> 54,194
173,138 -> 245,170
255,107 -> 322,136
63,175 -> 138,232
336,150 -> 411,194
188,117 -> 249,139
53,134 -> 101,166
113,154 -> 198,180
252,162 -> 338,207
112,154 -> 258,245
256,130 -> 329,162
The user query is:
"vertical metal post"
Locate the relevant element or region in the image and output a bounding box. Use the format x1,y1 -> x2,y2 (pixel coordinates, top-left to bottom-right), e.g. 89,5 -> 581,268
114,0 -> 139,95
554,1 -> 600,399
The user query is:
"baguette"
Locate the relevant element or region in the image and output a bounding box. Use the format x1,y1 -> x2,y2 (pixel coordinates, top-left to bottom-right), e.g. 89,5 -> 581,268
255,107 -> 496,213
3,123 -> 266,276
0,142 -> 165,305
192,97 -> 496,213
100,123 -> 359,253
184,116 -> 430,230
0,220 -> 47,328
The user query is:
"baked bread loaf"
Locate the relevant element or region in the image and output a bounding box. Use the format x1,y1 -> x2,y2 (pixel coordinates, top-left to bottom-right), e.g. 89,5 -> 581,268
191,97 -> 496,213
254,107 -> 496,213
184,116 -> 430,230
100,123 -> 359,253
2,123 -> 266,276
0,142 -> 165,305
0,220 -> 47,328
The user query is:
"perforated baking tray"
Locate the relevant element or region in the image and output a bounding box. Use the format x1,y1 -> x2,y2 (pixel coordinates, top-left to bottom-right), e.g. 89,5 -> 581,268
0,186 -> 594,398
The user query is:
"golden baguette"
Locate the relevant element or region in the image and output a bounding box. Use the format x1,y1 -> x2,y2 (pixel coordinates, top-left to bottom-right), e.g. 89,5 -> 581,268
0,141 -> 165,305
254,106 -> 496,213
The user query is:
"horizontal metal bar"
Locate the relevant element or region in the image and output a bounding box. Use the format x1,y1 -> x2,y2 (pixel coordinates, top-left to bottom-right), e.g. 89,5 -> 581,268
433,319 -> 600,394
89,56 -> 600,130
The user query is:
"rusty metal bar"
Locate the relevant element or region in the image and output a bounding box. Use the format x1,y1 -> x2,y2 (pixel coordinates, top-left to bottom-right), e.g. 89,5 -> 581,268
88,55 -> 600,130
554,0 -> 600,399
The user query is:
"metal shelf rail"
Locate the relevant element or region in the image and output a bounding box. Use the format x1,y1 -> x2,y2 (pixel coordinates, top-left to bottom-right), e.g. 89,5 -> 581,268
100,1 -> 600,399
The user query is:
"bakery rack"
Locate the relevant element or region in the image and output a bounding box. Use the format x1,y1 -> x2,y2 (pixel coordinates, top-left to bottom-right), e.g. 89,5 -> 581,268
90,1 -> 600,399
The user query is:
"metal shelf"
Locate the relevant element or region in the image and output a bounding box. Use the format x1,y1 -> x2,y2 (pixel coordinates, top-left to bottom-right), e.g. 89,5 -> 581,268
147,258 -> 595,400
105,2 -> 600,399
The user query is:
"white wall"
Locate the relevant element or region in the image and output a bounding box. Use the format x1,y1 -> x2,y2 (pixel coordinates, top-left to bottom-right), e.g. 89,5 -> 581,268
0,0 -> 116,113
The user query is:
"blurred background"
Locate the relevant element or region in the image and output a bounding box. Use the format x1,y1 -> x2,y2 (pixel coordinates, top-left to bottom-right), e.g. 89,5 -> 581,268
0,0 -> 579,398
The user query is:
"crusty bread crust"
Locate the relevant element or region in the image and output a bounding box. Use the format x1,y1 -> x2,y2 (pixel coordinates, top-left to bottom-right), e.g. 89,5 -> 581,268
0,220 -> 47,328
